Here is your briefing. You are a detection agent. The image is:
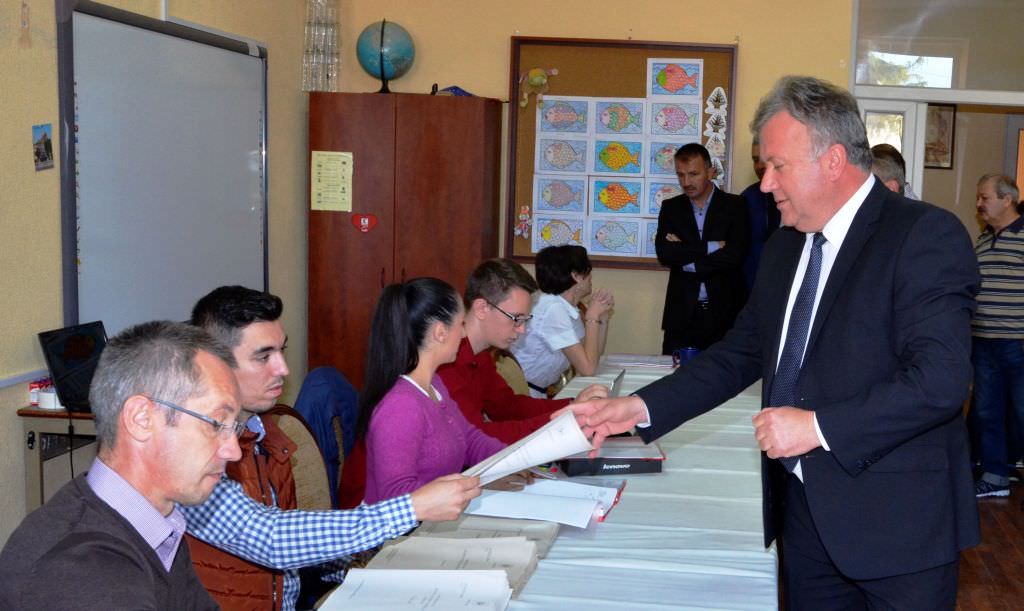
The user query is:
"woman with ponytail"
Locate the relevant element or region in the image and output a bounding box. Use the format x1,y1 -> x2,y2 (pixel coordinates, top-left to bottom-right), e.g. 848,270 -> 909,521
359,278 -> 507,504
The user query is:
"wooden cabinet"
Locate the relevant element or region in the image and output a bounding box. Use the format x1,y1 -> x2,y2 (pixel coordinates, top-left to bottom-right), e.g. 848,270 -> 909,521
308,92 -> 501,387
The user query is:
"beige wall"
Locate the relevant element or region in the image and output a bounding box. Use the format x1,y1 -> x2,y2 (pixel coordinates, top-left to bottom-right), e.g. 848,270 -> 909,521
0,0 -> 853,542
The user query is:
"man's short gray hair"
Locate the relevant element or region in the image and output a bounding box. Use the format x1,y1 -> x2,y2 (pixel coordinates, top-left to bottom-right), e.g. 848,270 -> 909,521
871,156 -> 906,192
89,320 -> 236,449
751,75 -> 873,171
978,173 -> 1020,203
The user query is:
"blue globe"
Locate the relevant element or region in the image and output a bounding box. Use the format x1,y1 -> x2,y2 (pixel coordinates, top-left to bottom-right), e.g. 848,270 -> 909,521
356,20 -> 415,83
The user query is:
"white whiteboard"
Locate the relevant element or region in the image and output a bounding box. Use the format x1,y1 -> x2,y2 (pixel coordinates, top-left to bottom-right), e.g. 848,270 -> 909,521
59,4 -> 266,334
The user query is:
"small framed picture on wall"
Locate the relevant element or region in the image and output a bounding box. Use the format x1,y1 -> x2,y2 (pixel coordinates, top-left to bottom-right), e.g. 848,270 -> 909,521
924,103 -> 956,169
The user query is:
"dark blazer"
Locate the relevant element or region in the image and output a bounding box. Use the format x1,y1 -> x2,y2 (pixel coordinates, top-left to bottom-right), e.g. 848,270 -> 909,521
636,181 -> 980,580
655,187 -> 750,332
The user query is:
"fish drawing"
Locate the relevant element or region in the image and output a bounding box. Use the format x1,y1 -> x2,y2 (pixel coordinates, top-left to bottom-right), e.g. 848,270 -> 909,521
653,145 -> 676,172
595,222 -> 637,251
542,181 -> 582,208
544,102 -> 586,130
654,185 -> 682,207
540,219 -> 581,245
598,142 -> 640,171
656,64 -> 699,94
599,104 -> 641,132
655,106 -> 698,134
544,141 -> 583,169
598,183 -> 638,211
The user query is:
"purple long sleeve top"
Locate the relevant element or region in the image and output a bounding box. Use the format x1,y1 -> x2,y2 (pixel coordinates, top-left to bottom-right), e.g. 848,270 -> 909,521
364,375 -> 506,504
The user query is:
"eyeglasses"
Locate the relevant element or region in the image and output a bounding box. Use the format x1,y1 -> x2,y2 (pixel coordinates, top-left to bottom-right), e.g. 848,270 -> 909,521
149,397 -> 246,439
487,300 -> 533,328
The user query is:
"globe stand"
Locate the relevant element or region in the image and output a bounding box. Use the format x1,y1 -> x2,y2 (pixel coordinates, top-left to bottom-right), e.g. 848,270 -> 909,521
376,19 -> 391,94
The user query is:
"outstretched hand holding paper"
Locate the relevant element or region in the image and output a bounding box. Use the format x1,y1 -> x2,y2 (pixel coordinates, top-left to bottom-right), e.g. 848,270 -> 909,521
463,410 -> 592,485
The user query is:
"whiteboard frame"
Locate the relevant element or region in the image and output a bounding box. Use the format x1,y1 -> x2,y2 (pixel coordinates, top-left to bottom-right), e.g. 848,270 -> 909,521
56,0 -> 268,328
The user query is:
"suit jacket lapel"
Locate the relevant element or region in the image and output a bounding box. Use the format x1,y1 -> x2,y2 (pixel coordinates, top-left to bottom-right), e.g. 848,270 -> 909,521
804,182 -> 886,356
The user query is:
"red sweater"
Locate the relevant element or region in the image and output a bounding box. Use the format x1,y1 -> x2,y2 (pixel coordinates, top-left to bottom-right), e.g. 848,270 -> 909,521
437,338 -> 570,445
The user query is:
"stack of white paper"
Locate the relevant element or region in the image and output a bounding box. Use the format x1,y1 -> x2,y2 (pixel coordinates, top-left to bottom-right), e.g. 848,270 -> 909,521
320,569 -> 511,610
367,536 -> 538,596
465,479 -> 625,527
415,514 -> 560,558
464,410 -> 592,485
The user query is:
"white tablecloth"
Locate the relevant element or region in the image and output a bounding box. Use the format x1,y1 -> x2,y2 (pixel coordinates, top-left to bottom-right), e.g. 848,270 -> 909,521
510,366 -> 778,611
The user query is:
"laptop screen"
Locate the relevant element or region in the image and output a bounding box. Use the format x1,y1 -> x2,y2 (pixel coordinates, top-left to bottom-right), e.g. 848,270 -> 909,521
38,321 -> 107,412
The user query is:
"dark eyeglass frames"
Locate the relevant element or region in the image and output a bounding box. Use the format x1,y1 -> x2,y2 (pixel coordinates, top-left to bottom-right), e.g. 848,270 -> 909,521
486,300 -> 533,328
149,397 -> 246,439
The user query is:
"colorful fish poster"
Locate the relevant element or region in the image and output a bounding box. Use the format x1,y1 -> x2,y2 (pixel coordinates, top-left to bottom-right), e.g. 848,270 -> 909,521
589,178 -> 643,216
537,96 -> 590,134
642,220 -> 660,258
594,99 -> 644,135
646,140 -> 682,176
532,215 -> 585,253
536,138 -> 588,174
650,103 -> 700,138
648,59 -> 703,98
645,180 -> 682,216
592,139 -> 643,175
588,218 -> 642,257
533,175 -> 586,214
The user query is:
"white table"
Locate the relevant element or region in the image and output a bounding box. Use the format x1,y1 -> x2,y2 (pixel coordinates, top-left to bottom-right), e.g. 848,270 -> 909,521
510,366 -> 778,610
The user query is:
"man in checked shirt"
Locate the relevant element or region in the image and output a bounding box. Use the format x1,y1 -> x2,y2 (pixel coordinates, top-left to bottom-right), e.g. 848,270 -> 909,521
182,286 -> 480,610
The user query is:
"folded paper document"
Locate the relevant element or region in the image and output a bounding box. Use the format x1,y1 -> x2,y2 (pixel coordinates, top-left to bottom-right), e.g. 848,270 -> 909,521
465,479 -> 625,527
464,410 -> 592,485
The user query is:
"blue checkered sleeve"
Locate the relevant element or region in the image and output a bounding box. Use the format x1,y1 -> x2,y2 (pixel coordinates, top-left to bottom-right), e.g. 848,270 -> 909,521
181,479 -> 417,569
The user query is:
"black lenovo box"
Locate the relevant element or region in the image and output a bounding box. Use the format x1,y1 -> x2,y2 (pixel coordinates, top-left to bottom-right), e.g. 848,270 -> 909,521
559,437 -> 665,477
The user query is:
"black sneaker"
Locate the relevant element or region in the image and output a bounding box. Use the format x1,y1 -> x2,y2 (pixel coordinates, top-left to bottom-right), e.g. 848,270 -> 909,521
975,479 -> 1010,498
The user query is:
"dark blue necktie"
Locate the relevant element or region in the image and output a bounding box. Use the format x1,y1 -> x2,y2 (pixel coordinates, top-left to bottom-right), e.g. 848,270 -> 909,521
769,232 -> 826,472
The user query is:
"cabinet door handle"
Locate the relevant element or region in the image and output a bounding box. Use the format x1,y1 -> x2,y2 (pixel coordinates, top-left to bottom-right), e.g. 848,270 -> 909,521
380,267 -> 385,288
401,268 -> 406,283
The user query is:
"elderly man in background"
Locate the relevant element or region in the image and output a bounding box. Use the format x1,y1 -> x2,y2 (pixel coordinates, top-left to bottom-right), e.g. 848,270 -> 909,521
969,173 -> 1024,498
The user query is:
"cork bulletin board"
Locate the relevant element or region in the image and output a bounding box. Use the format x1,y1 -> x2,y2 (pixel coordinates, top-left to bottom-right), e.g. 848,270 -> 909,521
506,37 -> 737,268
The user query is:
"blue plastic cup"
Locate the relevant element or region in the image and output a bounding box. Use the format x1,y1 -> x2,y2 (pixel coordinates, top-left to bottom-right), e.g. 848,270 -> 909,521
672,347 -> 700,367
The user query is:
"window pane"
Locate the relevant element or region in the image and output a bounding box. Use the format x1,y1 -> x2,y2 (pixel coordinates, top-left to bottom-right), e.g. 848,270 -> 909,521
856,0 -> 1024,92
864,111 -> 904,149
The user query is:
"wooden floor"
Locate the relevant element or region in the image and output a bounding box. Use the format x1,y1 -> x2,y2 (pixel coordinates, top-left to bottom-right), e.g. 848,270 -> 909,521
956,481 -> 1024,610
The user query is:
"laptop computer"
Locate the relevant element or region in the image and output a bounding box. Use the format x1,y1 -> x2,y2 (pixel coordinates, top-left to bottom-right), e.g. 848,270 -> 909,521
38,321 -> 108,413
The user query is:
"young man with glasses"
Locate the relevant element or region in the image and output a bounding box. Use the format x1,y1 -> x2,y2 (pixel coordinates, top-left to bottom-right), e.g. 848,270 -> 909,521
436,258 -> 606,444
183,286 -> 479,610
0,321 -> 240,609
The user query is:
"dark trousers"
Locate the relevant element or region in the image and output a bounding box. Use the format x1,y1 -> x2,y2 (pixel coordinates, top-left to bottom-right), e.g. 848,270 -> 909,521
782,477 -> 959,610
662,302 -> 723,354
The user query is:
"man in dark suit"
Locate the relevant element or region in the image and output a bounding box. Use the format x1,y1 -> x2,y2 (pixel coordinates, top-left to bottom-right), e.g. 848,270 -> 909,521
572,76 -> 980,609
741,137 -> 782,291
656,143 -> 750,354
